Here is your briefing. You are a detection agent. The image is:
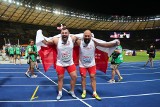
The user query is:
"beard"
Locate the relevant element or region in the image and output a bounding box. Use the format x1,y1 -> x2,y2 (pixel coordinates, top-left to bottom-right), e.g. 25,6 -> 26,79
62,35 -> 68,44
84,38 -> 90,44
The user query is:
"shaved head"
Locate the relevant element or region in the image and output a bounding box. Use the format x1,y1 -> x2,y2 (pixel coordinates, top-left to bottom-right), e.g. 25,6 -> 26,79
83,30 -> 92,44
84,30 -> 92,37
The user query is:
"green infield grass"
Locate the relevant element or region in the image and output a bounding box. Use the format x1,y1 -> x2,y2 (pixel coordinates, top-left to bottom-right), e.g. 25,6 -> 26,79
109,50 -> 160,62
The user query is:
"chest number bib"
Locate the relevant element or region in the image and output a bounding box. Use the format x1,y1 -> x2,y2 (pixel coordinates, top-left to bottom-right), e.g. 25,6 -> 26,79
82,56 -> 92,63
61,50 -> 71,62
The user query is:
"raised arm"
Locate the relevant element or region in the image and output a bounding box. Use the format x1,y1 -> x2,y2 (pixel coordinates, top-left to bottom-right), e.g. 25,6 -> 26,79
42,38 -> 55,45
93,38 -> 120,48
71,35 -> 81,46
36,29 -> 58,45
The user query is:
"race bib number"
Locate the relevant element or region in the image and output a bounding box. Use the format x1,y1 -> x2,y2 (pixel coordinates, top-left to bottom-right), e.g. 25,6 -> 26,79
82,56 -> 92,63
61,51 -> 71,62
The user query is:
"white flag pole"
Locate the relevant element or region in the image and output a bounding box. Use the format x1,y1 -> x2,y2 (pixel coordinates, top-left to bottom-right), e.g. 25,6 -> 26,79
18,39 -> 19,45
4,38 -> 6,45
8,39 -> 10,45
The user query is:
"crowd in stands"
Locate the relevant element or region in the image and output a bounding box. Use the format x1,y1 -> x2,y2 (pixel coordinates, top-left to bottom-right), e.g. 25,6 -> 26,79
0,20 -> 160,51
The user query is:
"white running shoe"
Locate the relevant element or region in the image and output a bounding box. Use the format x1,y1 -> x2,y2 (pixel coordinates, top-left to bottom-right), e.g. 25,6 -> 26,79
30,74 -> 37,78
69,91 -> 76,98
25,72 -> 30,78
108,79 -> 115,83
56,94 -> 62,100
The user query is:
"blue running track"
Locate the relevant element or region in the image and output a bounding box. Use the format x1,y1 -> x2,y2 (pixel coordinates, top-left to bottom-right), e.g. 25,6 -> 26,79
0,61 -> 160,107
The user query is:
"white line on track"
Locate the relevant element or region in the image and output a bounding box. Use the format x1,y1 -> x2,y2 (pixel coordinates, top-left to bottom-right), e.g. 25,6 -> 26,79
0,68 -> 28,69
0,66 -> 159,71
0,76 -> 66,78
0,92 -> 159,102
105,72 -> 160,76
0,71 -> 160,79
0,72 -> 31,73
1,78 -> 160,87
0,71 -> 57,73
37,70 -> 92,107
119,67 -> 160,70
97,79 -> 160,84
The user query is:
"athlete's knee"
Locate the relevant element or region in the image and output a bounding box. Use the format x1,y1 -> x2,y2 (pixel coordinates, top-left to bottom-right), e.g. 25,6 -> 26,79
70,74 -> 77,81
81,75 -> 86,79
58,75 -> 64,80
90,74 -> 96,80
72,74 -> 77,80
81,76 -> 86,81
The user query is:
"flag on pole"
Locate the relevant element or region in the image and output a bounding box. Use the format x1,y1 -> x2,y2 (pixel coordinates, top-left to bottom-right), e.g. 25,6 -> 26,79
18,39 -> 19,45
36,30 -> 117,73
8,39 -> 10,44
4,38 -> 6,45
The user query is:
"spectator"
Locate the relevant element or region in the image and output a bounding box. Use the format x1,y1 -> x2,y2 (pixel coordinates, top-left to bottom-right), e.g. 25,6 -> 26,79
25,39 -> 38,78
1,50 -> 6,61
108,44 -> 123,83
8,45 -> 14,63
144,44 -> 155,67
14,45 -> 22,65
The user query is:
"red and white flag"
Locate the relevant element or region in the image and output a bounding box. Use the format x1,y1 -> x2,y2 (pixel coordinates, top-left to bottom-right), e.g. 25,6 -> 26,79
36,30 -> 117,73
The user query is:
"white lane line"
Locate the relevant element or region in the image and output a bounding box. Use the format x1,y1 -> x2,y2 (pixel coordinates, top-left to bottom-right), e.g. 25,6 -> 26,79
37,70 -> 92,107
1,71 -> 160,76
0,71 -> 160,79
105,72 -> 160,76
0,66 -> 159,71
121,72 -> 160,76
0,71 -> 57,73
87,92 -> 160,100
101,92 -> 160,99
0,68 -> 28,69
0,77 -> 48,78
97,79 -> 160,84
98,72 -> 160,77
0,92 -> 159,102
119,67 -> 160,70
0,85 -> 59,86
0,72 -> 28,73
1,78 -> 160,87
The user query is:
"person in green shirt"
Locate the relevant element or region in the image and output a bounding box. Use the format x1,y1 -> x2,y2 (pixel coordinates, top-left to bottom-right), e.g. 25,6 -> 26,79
25,39 -> 38,78
108,44 -> 123,83
14,45 -> 22,65
5,45 -> 9,60
8,45 -> 14,63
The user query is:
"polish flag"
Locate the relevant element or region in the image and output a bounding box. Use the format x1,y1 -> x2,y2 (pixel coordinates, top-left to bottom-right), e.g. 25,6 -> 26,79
57,24 -> 66,30
110,32 -> 120,38
36,30 -> 117,73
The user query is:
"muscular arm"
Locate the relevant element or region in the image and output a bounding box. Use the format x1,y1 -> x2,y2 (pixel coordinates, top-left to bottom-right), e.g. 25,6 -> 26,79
74,39 -> 81,46
42,37 -> 58,45
94,39 -> 120,48
37,29 -> 59,45
71,35 -> 80,45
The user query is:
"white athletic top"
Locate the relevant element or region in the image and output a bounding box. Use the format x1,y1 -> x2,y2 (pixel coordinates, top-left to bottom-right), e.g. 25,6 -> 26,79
56,36 -> 74,67
79,39 -> 96,68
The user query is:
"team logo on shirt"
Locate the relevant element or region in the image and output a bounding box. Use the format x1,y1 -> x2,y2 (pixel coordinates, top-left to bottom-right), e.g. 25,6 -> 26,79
82,56 -> 92,63
61,50 -> 71,62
